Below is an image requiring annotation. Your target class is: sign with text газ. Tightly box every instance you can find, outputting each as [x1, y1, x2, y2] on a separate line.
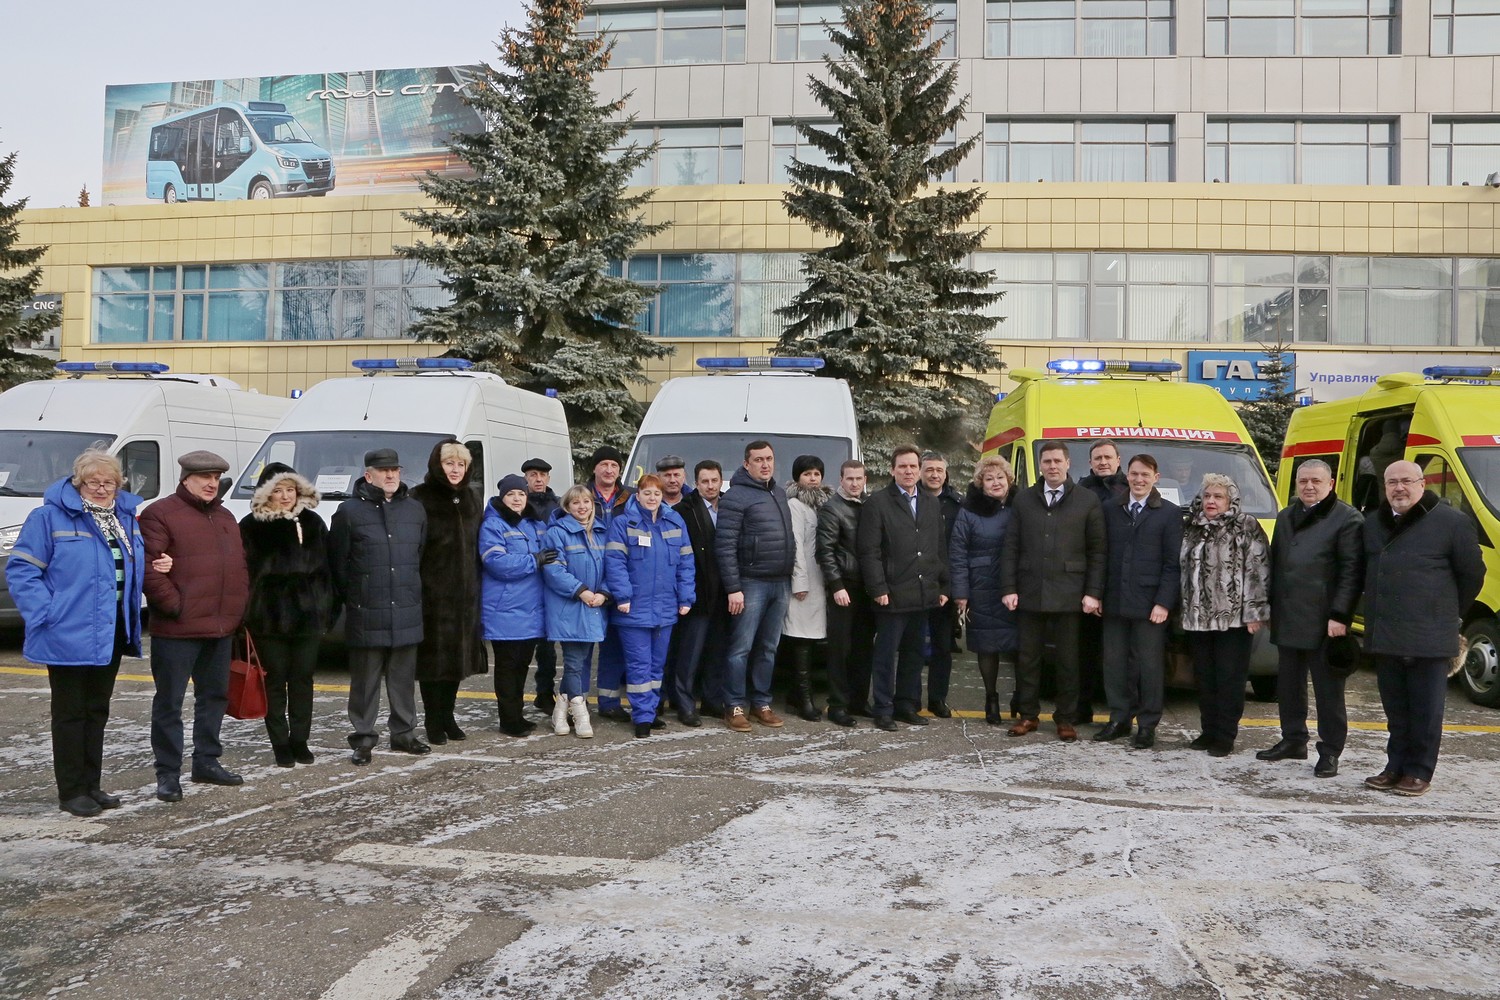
[1186, 350, 1293, 401]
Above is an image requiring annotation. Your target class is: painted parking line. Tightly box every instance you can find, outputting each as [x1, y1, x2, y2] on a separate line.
[6, 664, 1500, 733]
[318, 912, 471, 1000]
[337, 842, 680, 880]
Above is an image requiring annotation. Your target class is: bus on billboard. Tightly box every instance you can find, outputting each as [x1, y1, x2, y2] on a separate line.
[104, 67, 484, 205]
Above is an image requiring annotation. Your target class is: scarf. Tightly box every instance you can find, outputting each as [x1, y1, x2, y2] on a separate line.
[81, 497, 127, 547]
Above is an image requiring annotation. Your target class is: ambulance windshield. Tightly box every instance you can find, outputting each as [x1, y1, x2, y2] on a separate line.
[628, 433, 853, 489]
[0, 431, 118, 498]
[1053, 440, 1277, 518]
[231, 431, 452, 500]
[1458, 448, 1500, 518]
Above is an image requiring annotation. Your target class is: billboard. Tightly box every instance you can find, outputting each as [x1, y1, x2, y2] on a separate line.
[103, 67, 484, 205]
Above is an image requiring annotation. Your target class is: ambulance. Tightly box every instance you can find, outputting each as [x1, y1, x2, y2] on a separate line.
[1277, 364, 1500, 707]
[982, 358, 1280, 694]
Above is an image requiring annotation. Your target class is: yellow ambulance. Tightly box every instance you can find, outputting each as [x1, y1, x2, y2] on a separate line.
[1277, 364, 1500, 707]
[982, 358, 1279, 694]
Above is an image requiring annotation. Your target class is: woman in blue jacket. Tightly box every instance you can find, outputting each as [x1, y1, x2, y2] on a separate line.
[603, 474, 695, 738]
[6, 449, 166, 816]
[949, 455, 1020, 726]
[480, 474, 554, 737]
[541, 485, 611, 739]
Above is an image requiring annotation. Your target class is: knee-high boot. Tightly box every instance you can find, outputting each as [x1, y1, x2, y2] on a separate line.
[420, 682, 448, 745]
[791, 641, 822, 722]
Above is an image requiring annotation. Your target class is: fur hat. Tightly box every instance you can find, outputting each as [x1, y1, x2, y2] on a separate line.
[250, 469, 318, 520]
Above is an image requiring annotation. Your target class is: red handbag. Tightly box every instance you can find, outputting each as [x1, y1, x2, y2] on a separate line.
[228, 630, 269, 721]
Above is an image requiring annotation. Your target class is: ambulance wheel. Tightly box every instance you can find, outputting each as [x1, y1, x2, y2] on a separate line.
[1249, 674, 1277, 701]
[1459, 618, 1500, 708]
[163, 184, 177, 204]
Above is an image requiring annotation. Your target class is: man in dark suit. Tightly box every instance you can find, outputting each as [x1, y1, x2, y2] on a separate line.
[857, 445, 950, 732]
[817, 459, 873, 727]
[670, 460, 726, 726]
[1097, 453, 1182, 749]
[1000, 440, 1106, 741]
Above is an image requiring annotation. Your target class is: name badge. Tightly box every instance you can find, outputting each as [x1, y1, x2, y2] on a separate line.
[637, 534, 651, 548]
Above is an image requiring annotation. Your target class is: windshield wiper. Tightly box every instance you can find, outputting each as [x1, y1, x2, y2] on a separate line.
[0, 486, 38, 497]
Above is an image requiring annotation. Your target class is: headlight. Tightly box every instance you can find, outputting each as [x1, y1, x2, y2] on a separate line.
[0, 524, 20, 557]
[277, 155, 299, 169]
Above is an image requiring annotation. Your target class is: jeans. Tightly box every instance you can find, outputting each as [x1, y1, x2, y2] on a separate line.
[722, 578, 791, 710]
[1373, 654, 1449, 781]
[150, 635, 232, 777]
[619, 624, 674, 723]
[1276, 644, 1349, 755]
[1190, 627, 1253, 747]
[559, 642, 595, 700]
[871, 610, 926, 718]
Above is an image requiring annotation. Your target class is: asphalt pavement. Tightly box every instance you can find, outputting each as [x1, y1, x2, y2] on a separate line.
[2, 633, 1499, 1000]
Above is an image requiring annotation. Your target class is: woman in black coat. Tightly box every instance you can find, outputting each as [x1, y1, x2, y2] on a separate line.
[949, 455, 1019, 725]
[239, 463, 335, 768]
[410, 439, 487, 745]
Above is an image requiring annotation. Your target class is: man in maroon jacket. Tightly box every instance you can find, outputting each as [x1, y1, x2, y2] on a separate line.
[140, 451, 250, 803]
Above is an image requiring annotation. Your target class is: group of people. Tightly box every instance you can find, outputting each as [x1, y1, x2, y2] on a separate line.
[6, 431, 1483, 818]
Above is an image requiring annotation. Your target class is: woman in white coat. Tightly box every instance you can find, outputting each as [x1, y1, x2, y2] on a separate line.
[782, 454, 831, 721]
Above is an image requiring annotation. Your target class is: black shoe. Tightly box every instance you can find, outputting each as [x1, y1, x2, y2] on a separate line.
[499, 721, 536, 738]
[350, 746, 372, 766]
[1188, 734, 1214, 750]
[191, 762, 243, 786]
[1255, 739, 1308, 761]
[893, 709, 930, 727]
[873, 716, 898, 732]
[984, 694, 1001, 726]
[156, 776, 183, 801]
[599, 707, 630, 723]
[290, 743, 316, 765]
[1078, 705, 1096, 725]
[88, 789, 122, 809]
[827, 709, 856, 728]
[650, 716, 667, 730]
[1092, 721, 1131, 743]
[676, 710, 702, 728]
[700, 702, 726, 719]
[390, 736, 431, 755]
[1315, 753, 1340, 777]
[60, 794, 103, 817]
[927, 701, 952, 719]
[445, 721, 467, 741]
[272, 745, 296, 768]
[427, 728, 449, 746]
[634, 723, 652, 739]
[1131, 727, 1156, 749]
[1207, 742, 1234, 758]
[796, 701, 823, 722]
[1009, 695, 1020, 720]
[534, 695, 556, 717]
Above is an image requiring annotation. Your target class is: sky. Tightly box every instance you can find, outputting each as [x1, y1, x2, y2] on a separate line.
[0, 0, 528, 208]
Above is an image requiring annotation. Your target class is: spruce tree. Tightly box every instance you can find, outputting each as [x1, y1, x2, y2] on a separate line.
[0, 147, 53, 389]
[776, 0, 1002, 473]
[1238, 337, 1299, 477]
[399, 0, 669, 470]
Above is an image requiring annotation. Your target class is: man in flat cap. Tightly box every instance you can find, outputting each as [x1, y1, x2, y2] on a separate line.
[141, 450, 249, 802]
[522, 457, 561, 716]
[656, 455, 689, 508]
[330, 448, 429, 764]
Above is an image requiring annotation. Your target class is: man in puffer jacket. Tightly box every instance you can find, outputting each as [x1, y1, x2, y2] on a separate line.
[140, 450, 250, 802]
[714, 440, 795, 732]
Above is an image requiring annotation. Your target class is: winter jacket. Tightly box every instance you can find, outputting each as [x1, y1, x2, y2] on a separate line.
[141, 482, 250, 639]
[1269, 494, 1364, 650]
[1101, 489, 1183, 620]
[588, 479, 633, 530]
[857, 482, 950, 614]
[479, 501, 546, 642]
[239, 472, 335, 638]
[1179, 496, 1271, 632]
[998, 478, 1106, 613]
[329, 478, 427, 648]
[604, 496, 695, 629]
[816, 491, 863, 592]
[948, 484, 1018, 655]
[784, 482, 831, 639]
[541, 514, 611, 643]
[7, 478, 145, 666]
[930, 483, 963, 546]
[1362, 491, 1484, 659]
[1079, 470, 1129, 506]
[715, 466, 795, 591]
[674, 491, 723, 616]
[527, 488, 562, 524]
[411, 441, 487, 681]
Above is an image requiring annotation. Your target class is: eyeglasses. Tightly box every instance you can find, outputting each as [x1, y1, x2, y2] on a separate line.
[1385, 478, 1424, 487]
[82, 480, 118, 491]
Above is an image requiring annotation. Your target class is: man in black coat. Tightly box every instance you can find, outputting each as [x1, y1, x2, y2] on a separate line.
[1361, 460, 1484, 796]
[1097, 454, 1181, 749]
[1260, 458, 1364, 777]
[919, 451, 964, 717]
[330, 448, 429, 764]
[817, 459, 873, 727]
[669, 460, 728, 726]
[1076, 439, 1127, 723]
[857, 445, 951, 732]
[1000, 440, 1106, 741]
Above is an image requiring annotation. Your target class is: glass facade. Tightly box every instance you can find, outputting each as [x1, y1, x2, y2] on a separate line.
[581, 6, 746, 65]
[92, 260, 450, 343]
[986, 0, 1173, 56]
[985, 121, 1173, 182]
[1432, 0, 1500, 54]
[1206, 120, 1395, 184]
[1207, 0, 1396, 55]
[772, 121, 836, 182]
[776, 2, 957, 60]
[1430, 120, 1500, 185]
[619, 124, 744, 185]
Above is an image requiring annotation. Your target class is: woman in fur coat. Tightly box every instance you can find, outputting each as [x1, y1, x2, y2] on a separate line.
[781, 455, 831, 722]
[411, 439, 487, 745]
[239, 463, 336, 767]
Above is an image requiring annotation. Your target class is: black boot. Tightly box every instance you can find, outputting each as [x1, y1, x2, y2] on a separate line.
[984, 693, 1001, 726]
[420, 682, 448, 745]
[791, 644, 822, 722]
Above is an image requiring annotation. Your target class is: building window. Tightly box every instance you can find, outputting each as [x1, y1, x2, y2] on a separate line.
[1208, 0, 1395, 55]
[618, 124, 744, 186]
[92, 261, 450, 344]
[1430, 120, 1500, 185]
[610, 253, 738, 337]
[1206, 120, 1394, 184]
[1433, 0, 1500, 54]
[777, 2, 956, 60]
[984, 121, 1173, 182]
[581, 6, 746, 66]
[986, 0, 1174, 57]
[772, 121, 836, 182]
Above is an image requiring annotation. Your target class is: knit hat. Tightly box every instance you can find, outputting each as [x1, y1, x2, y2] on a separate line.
[177, 450, 230, 481]
[521, 457, 552, 473]
[590, 445, 625, 469]
[496, 474, 529, 497]
[792, 454, 825, 481]
[256, 461, 298, 487]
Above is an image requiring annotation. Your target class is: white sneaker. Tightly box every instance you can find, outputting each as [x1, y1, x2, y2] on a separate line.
[568, 696, 594, 738]
[551, 695, 570, 735]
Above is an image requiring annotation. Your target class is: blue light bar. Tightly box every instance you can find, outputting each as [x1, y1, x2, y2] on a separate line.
[352, 357, 475, 373]
[696, 357, 826, 371]
[1424, 365, 1500, 380]
[1047, 359, 1108, 373]
[1045, 358, 1182, 375]
[56, 361, 170, 375]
